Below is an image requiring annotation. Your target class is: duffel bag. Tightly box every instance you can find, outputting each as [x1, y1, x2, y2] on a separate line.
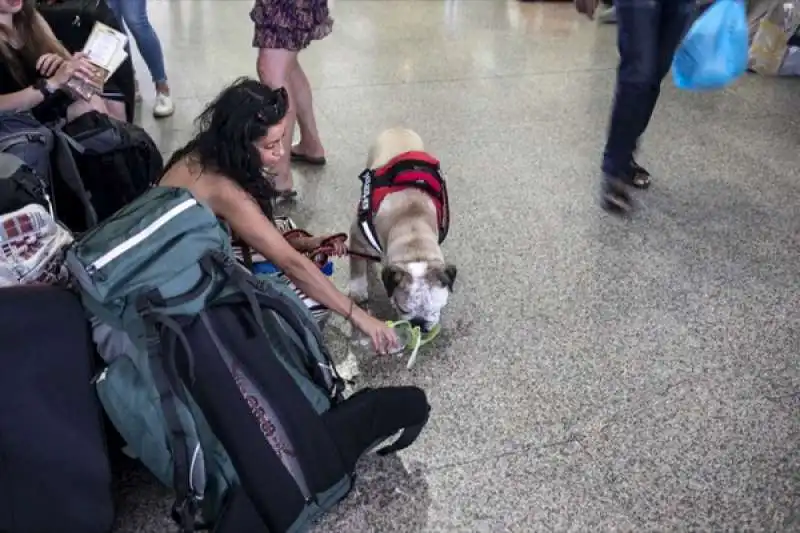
[0, 285, 115, 533]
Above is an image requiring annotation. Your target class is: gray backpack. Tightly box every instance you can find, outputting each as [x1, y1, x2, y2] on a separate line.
[0, 111, 97, 228]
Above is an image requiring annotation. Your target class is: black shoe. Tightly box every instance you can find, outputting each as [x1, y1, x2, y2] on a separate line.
[630, 160, 651, 189]
[601, 175, 632, 214]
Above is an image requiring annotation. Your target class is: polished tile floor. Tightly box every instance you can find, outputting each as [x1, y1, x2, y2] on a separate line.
[114, 0, 800, 531]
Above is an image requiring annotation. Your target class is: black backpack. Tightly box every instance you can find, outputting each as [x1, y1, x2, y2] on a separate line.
[0, 152, 50, 215]
[59, 110, 162, 231]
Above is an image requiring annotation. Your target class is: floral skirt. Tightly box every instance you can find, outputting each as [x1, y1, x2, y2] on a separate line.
[250, 0, 334, 51]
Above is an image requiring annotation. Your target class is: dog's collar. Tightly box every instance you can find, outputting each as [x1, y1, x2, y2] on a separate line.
[356, 151, 450, 254]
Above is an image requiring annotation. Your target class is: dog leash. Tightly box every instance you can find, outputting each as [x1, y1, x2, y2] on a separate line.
[308, 233, 382, 265]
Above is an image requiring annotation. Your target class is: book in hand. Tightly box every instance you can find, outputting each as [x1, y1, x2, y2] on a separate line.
[65, 22, 128, 101]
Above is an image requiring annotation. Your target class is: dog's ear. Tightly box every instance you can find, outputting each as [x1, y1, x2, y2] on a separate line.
[434, 264, 457, 292]
[381, 265, 408, 297]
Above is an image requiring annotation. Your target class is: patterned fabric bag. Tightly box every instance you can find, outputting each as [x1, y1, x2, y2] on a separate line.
[0, 204, 73, 287]
[232, 216, 334, 328]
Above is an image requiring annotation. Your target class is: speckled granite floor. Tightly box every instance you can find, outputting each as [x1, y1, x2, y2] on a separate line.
[117, 0, 800, 531]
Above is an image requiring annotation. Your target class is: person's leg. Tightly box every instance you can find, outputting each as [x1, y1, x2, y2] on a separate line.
[257, 48, 298, 193]
[104, 0, 142, 105]
[597, 0, 616, 24]
[624, 0, 693, 187]
[101, 99, 126, 121]
[636, 0, 693, 141]
[288, 60, 325, 163]
[118, 0, 174, 117]
[65, 95, 109, 122]
[600, 0, 661, 210]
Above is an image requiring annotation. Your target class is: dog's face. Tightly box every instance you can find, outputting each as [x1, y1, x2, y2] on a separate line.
[381, 261, 457, 332]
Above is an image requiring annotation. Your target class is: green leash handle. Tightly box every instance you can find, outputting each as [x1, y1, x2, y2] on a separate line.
[386, 320, 441, 369]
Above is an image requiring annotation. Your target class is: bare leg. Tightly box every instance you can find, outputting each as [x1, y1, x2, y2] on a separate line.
[257, 47, 298, 192]
[102, 99, 127, 122]
[65, 95, 110, 122]
[288, 61, 324, 159]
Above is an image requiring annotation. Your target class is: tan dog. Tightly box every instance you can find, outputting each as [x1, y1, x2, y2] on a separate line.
[349, 128, 456, 332]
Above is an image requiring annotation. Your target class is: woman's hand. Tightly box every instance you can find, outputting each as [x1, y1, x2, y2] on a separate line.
[36, 53, 65, 77]
[48, 52, 98, 89]
[289, 233, 348, 256]
[350, 307, 398, 355]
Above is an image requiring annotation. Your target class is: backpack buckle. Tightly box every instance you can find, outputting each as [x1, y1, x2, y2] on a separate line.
[171, 496, 198, 532]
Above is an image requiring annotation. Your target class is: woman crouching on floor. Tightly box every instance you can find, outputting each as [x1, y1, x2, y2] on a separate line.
[159, 77, 397, 354]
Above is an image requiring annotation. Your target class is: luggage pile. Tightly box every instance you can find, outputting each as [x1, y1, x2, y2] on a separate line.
[0, 71, 429, 533]
[73, 188, 431, 533]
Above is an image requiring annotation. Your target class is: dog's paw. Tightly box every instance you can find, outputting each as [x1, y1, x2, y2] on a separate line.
[348, 277, 369, 304]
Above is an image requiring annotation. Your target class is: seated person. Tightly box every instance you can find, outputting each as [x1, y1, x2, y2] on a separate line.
[159, 77, 397, 354]
[0, 0, 126, 123]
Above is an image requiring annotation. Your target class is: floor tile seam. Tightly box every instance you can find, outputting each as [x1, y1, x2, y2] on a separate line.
[307, 66, 617, 94]
[422, 434, 589, 474]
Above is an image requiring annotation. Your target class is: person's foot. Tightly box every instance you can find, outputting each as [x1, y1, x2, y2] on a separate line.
[264, 168, 297, 201]
[290, 143, 326, 166]
[630, 159, 651, 189]
[153, 91, 175, 118]
[597, 5, 616, 23]
[574, 0, 600, 19]
[600, 175, 633, 214]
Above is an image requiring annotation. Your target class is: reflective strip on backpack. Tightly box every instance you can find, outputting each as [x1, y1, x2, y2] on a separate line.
[90, 197, 198, 272]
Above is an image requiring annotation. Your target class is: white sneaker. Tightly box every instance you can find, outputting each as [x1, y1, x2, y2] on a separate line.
[153, 92, 175, 118]
[597, 5, 616, 23]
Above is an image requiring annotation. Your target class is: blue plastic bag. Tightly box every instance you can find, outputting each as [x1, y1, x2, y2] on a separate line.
[672, 0, 748, 91]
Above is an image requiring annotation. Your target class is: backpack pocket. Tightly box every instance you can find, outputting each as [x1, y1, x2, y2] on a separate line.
[95, 356, 207, 499]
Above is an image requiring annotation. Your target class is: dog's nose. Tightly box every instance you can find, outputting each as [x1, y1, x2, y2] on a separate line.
[409, 317, 428, 331]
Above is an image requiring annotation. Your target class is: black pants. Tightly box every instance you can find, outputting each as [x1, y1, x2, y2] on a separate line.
[323, 386, 430, 470]
[601, 0, 693, 179]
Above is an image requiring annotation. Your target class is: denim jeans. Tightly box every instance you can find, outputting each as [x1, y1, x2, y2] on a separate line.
[601, 0, 694, 179]
[106, 0, 168, 84]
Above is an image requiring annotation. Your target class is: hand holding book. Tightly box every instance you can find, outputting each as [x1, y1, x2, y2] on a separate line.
[48, 52, 100, 93]
[64, 22, 129, 101]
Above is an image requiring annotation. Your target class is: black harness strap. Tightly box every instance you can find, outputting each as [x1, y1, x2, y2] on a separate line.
[356, 158, 449, 255]
[141, 315, 196, 533]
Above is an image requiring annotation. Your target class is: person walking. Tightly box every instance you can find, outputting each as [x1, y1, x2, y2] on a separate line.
[251, 0, 331, 198]
[106, 0, 174, 118]
[576, 0, 694, 213]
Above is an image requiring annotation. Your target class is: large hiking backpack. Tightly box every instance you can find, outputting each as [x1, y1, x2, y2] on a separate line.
[60, 110, 161, 231]
[66, 187, 430, 532]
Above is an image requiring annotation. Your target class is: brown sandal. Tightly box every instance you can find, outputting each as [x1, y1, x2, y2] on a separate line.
[630, 160, 651, 190]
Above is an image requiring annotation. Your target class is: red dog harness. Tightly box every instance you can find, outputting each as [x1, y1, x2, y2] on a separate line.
[357, 151, 450, 254]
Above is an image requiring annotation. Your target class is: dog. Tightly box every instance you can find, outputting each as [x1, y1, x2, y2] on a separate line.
[348, 128, 457, 332]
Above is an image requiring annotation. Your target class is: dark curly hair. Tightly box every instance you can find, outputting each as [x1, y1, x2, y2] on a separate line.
[165, 77, 288, 219]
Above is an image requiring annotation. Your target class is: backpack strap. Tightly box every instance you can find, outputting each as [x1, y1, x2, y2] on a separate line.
[50, 127, 98, 228]
[141, 314, 198, 533]
[213, 268, 346, 399]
